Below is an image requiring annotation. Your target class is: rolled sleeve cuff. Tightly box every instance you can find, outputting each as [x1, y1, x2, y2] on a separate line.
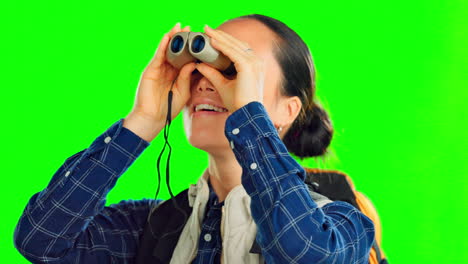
[224, 102, 306, 193]
[81, 118, 150, 174]
[224, 101, 278, 147]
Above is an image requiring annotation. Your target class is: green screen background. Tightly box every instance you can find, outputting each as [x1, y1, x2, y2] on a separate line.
[2, 0, 466, 263]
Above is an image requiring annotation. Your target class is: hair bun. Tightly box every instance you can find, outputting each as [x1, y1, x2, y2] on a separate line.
[283, 103, 333, 158]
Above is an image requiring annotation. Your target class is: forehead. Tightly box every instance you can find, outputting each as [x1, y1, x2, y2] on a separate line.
[215, 19, 283, 100]
[216, 19, 279, 60]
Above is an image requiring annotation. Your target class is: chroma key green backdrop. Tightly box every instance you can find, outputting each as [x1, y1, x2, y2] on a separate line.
[1, 0, 466, 263]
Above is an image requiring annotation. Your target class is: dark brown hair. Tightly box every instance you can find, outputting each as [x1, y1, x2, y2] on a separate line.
[228, 14, 334, 158]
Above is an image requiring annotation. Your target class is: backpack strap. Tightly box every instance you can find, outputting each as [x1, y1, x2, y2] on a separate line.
[304, 168, 359, 208]
[135, 189, 192, 264]
[135, 169, 388, 263]
[304, 168, 388, 264]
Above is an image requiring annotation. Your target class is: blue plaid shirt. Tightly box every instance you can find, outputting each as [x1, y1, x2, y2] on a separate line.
[14, 101, 375, 264]
[191, 180, 225, 264]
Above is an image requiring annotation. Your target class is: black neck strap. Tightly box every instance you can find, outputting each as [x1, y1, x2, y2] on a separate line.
[154, 79, 189, 226]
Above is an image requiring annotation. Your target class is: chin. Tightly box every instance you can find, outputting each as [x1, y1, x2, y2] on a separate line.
[183, 108, 230, 153]
[189, 134, 229, 153]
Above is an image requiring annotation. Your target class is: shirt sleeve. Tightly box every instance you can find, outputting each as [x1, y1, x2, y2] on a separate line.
[224, 102, 376, 264]
[14, 118, 164, 264]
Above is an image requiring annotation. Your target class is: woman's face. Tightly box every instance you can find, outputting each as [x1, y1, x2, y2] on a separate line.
[183, 19, 285, 154]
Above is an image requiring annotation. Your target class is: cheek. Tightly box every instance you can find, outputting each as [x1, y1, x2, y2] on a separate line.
[183, 108, 192, 138]
[262, 72, 281, 108]
[262, 87, 278, 111]
[261, 94, 282, 125]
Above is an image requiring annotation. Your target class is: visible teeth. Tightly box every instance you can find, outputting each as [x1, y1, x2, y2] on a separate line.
[195, 104, 228, 113]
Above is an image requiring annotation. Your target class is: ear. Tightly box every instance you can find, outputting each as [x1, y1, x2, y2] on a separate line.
[276, 96, 302, 128]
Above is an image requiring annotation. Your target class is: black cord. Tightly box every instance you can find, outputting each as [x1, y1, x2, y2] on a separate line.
[154, 78, 189, 236]
[155, 79, 176, 201]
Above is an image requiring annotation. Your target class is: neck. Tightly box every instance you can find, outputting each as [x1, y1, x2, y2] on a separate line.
[204, 150, 242, 203]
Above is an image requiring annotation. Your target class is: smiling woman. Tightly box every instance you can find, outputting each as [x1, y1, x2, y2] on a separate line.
[14, 14, 384, 264]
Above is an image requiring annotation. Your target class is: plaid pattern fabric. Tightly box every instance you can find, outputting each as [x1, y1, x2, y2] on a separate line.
[14, 101, 375, 264]
[14, 118, 161, 263]
[191, 180, 225, 264]
[224, 101, 375, 264]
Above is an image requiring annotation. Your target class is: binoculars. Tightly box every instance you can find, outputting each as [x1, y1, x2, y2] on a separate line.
[166, 32, 237, 76]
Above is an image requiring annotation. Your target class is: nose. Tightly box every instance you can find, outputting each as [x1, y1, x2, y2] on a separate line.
[194, 76, 216, 93]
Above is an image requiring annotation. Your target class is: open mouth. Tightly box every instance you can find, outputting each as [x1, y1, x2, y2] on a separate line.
[192, 103, 228, 114]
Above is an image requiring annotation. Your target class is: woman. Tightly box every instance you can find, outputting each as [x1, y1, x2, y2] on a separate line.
[14, 14, 375, 263]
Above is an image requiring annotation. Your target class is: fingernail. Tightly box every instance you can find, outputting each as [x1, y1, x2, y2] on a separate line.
[204, 24, 211, 30]
[175, 22, 181, 28]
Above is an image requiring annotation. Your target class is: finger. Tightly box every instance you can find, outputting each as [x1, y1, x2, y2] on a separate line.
[215, 29, 251, 51]
[194, 63, 226, 88]
[204, 25, 250, 53]
[176, 62, 197, 92]
[168, 22, 182, 38]
[174, 62, 197, 111]
[208, 33, 248, 57]
[181, 25, 190, 32]
[148, 33, 171, 68]
[148, 23, 185, 68]
[209, 37, 251, 70]
[204, 27, 252, 68]
[204, 25, 248, 49]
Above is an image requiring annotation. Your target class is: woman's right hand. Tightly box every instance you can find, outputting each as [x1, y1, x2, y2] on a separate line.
[124, 23, 197, 142]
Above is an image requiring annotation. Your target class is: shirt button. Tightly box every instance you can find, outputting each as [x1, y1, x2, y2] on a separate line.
[250, 163, 258, 170]
[65, 171, 71, 177]
[104, 136, 112, 144]
[232, 128, 240, 135]
[230, 141, 234, 149]
[204, 233, 212, 242]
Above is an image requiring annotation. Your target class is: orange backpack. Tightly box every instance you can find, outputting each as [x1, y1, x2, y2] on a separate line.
[304, 168, 388, 264]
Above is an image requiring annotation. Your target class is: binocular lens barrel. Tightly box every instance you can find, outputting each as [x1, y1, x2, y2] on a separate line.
[171, 36, 185, 53]
[191, 36, 205, 53]
[166, 32, 232, 73]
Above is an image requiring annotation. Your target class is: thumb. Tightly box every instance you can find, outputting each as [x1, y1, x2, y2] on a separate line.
[170, 62, 197, 119]
[176, 62, 197, 96]
[194, 63, 226, 88]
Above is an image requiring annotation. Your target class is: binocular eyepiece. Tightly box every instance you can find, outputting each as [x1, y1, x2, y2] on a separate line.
[166, 32, 237, 76]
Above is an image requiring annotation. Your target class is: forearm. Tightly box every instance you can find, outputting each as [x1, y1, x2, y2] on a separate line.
[225, 102, 375, 263]
[248, 173, 375, 263]
[14, 118, 151, 261]
[123, 112, 166, 143]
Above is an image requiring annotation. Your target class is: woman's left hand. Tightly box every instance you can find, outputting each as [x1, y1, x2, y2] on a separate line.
[193, 25, 265, 113]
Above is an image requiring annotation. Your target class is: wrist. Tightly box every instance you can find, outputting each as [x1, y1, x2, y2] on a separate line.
[123, 113, 165, 143]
